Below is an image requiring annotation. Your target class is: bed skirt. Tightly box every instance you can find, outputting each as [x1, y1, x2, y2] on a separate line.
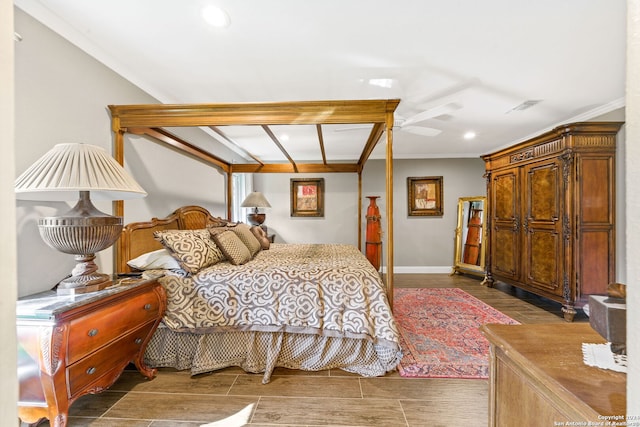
[144, 325, 402, 383]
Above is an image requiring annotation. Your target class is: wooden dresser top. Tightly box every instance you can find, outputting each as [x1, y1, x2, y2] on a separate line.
[481, 323, 626, 417]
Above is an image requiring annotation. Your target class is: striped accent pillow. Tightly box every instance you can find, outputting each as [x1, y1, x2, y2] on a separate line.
[230, 223, 262, 256]
[211, 230, 252, 265]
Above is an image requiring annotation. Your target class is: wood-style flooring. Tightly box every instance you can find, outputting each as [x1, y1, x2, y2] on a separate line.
[28, 273, 587, 427]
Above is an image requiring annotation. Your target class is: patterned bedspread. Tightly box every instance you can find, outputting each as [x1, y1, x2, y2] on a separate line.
[157, 244, 400, 349]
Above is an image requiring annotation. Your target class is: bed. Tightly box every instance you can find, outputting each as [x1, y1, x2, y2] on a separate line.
[119, 205, 402, 383]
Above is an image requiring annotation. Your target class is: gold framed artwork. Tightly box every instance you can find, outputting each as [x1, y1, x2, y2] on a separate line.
[291, 178, 324, 217]
[407, 176, 443, 216]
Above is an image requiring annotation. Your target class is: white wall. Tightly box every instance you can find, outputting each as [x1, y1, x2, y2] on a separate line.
[1, 0, 18, 421]
[253, 172, 359, 244]
[626, 0, 639, 415]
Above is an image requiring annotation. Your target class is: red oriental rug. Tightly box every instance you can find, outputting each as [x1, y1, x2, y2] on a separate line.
[393, 287, 519, 379]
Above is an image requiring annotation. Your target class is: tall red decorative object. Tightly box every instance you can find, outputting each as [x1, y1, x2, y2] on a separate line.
[365, 196, 382, 271]
[463, 208, 483, 265]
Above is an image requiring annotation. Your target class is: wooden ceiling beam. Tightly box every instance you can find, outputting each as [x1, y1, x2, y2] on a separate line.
[209, 126, 264, 166]
[109, 99, 401, 128]
[358, 122, 386, 170]
[231, 163, 358, 174]
[316, 124, 328, 165]
[261, 125, 298, 173]
[128, 126, 230, 172]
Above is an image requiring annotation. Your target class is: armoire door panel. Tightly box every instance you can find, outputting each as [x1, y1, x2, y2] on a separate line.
[494, 172, 518, 221]
[521, 160, 563, 294]
[579, 230, 613, 296]
[579, 157, 614, 224]
[524, 229, 562, 294]
[525, 161, 561, 224]
[490, 169, 521, 281]
[492, 226, 519, 279]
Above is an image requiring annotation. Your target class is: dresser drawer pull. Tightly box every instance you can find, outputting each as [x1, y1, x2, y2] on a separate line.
[88, 328, 99, 337]
[144, 303, 152, 311]
[135, 338, 143, 345]
[86, 367, 97, 375]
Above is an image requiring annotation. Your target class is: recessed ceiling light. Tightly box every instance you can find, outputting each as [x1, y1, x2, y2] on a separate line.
[368, 78, 394, 89]
[464, 131, 476, 140]
[202, 5, 231, 28]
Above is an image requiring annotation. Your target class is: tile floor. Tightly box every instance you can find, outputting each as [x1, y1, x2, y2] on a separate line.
[24, 273, 585, 427]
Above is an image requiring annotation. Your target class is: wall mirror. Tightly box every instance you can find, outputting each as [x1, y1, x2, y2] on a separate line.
[452, 196, 486, 277]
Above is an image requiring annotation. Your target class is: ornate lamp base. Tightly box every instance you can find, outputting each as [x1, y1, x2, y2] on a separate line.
[57, 275, 112, 295]
[247, 213, 266, 226]
[56, 253, 113, 295]
[37, 191, 122, 295]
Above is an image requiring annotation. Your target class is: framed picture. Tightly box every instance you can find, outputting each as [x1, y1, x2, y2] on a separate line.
[291, 178, 324, 217]
[407, 176, 443, 216]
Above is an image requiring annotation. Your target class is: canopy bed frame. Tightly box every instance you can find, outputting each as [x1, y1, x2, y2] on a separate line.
[108, 99, 400, 302]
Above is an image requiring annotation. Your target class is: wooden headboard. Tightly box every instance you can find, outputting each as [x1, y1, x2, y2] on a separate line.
[116, 205, 228, 273]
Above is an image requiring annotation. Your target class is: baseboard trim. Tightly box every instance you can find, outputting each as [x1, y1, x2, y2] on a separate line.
[381, 266, 452, 274]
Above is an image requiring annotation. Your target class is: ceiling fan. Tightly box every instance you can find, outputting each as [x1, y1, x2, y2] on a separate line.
[335, 102, 462, 136]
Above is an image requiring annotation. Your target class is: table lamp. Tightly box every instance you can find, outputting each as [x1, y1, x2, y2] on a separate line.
[15, 143, 147, 295]
[241, 191, 271, 226]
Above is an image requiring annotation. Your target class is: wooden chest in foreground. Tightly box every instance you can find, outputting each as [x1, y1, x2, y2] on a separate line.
[481, 323, 626, 426]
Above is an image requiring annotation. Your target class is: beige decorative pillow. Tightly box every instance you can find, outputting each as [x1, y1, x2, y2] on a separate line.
[211, 230, 252, 265]
[230, 223, 262, 256]
[250, 225, 270, 250]
[154, 229, 224, 274]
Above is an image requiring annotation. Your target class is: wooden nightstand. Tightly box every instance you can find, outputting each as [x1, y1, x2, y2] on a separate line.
[17, 276, 166, 427]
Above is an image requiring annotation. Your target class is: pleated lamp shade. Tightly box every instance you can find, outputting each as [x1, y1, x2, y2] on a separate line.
[240, 191, 271, 209]
[15, 143, 147, 201]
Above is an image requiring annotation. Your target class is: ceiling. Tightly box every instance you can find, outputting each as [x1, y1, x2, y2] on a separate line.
[15, 0, 627, 163]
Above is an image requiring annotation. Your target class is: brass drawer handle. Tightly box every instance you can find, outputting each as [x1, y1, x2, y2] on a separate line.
[86, 367, 96, 375]
[88, 328, 99, 337]
[144, 303, 152, 311]
[135, 338, 143, 345]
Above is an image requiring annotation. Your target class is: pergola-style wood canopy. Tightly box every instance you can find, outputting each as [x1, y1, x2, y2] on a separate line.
[108, 99, 400, 301]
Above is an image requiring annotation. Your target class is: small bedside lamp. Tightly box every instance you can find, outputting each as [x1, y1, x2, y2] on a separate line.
[241, 191, 271, 226]
[15, 143, 147, 295]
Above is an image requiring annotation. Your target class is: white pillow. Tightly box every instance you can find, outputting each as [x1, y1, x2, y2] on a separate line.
[127, 248, 181, 271]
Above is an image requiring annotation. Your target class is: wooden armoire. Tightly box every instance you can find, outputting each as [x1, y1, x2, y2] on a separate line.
[482, 122, 623, 321]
